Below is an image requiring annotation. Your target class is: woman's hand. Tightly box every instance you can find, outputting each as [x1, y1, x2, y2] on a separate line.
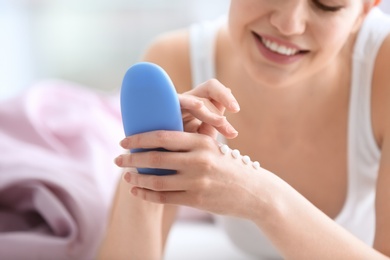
[178, 79, 240, 139]
[114, 79, 261, 219]
[115, 131, 265, 219]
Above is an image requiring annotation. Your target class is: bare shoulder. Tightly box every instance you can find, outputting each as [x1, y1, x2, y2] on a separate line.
[372, 33, 390, 255]
[141, 29, 192, 94]
[372, 33, 390, 146]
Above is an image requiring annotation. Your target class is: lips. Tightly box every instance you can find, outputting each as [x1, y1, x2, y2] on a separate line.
[252, 32, 309, 64]
[261, 37, 300, 56]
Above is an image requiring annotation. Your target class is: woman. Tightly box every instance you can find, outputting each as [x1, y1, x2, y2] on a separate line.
[99, 0, 390, 258]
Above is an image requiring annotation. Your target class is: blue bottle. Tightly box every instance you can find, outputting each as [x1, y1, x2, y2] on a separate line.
[120, 62, 183, 175]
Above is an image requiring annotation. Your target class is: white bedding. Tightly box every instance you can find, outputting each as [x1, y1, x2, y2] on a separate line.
[165, 221, 257, 260]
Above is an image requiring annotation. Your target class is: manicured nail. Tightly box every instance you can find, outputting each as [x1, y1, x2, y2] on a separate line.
[123, 172, 131, 183]
[130, 187, 138, 196]
[230, 101, 240, 112]
[115, 156, 123, 166]
[120, 138, 129, 148]
[226, 124, 238, 135]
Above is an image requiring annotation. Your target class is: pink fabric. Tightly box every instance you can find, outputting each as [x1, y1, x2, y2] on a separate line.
[0, 80, 212, 259]
[0, 81, 123, 259]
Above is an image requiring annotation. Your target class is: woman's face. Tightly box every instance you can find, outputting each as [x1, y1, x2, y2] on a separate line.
[228, 0, 369, 87]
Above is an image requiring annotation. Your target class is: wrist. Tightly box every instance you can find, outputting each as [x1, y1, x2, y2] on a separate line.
[116, 178, 165, 217]
[246, 169, 288, 227]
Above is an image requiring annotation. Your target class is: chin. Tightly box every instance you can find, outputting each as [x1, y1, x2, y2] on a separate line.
[247, 64, 300, 88]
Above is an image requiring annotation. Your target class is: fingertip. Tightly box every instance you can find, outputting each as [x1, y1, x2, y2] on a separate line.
[120, 138, 129, 148]
[114, 155, 123, 166]
[130, 187, 138, 196]
[226, 124, 238, 136]
[122, 171, 131, 183]
[225, 131, 239, 139]
[229, 101, 240, 112]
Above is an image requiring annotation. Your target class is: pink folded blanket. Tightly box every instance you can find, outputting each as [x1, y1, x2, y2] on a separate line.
[0, 80, 213, 259]
[0, 81, 124, 259]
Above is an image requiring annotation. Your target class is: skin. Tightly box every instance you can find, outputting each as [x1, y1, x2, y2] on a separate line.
[99, 0, 390, 258]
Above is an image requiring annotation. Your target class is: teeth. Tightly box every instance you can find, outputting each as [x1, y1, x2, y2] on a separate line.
[261, 38, 299, 56]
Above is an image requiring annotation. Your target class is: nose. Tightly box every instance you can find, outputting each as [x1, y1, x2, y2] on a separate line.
[269, 2, 307, 36]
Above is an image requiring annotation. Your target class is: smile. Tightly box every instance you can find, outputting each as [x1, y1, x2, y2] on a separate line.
[252, 32, 309, 65]
[261, 38, 299, 56]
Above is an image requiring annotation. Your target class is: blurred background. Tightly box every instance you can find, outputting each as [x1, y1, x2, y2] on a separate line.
[0, 0, 230, 100]
[1, 0, 389, 101]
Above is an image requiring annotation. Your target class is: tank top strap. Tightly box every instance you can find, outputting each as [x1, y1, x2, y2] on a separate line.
[189, 16, 226, 88]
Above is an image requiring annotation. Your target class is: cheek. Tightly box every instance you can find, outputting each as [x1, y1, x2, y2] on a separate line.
[227, 8, 246, 53]
[313, 8, 363, 56]
[228, 1, 268, 50]
[313, 20, 356, 57]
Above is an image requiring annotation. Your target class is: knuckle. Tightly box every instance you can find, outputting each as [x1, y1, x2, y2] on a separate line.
[142, 189, 147, 200]
[195, 153, 214, 171]
[131, 134, 142, 148]
[148, 151, 163, 167]
[157, 193, 167, 204]
[155, 131, 170, 144]
[202, 136, 217, 150]
[132, 173, 139, 186]
[196, 97, 208, 108]
[214, 116, 226, 127]
[126, 154, 134, 165]
[156, 131, 176, 147]
[197, 176, 211, 190]
[150, 176, 164, 190]
[206, 78, 220, 87]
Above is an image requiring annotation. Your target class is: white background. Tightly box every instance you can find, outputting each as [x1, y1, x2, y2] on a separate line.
[0, 0, 389, 100]
[0, 0, 229, 100]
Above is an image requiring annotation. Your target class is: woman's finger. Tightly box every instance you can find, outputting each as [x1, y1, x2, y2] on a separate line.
[178, 94, 203, 110]
[180, 96, 238, 137]
[116, 148, 213, 172]
[189, 79, 240, 113]
[120, 130, 210, 151]
[130, 188, 193, 206]
[123, 171, 193, 192]
[190, 110, 238, 138]
[180, 96, 226, 126]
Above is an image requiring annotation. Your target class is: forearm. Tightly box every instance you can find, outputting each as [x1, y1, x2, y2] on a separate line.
[98, 177, 173, 260]
[253, 171, 388, 259]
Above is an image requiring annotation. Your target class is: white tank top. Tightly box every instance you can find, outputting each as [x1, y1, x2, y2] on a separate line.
[189, 8, 390, 259]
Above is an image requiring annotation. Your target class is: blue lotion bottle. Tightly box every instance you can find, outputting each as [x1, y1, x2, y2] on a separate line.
[120, 62, 183, 175]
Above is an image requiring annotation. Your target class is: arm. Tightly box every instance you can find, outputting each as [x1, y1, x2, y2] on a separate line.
[97, 175, 167, 259]
[255, 29, 390, 260]
[372, 33, 390, 256]
[98, 30, 239, 259]
[250, 172, 389, 259]
[117, 134, 389, 259]
[98, 33, 188, 260]
[114, 34, 390, 259]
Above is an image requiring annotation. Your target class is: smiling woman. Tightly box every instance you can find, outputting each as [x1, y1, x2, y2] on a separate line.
[99, 0, 390, 259]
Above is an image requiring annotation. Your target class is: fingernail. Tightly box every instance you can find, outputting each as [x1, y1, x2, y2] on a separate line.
[120, 138, 129, 148]
[130, 187, 138, 196]
[230, 101, 240, 112]
[114, 156, 123, 166]
[123, 172, 131, 183]
[226, 124, 238, 135]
